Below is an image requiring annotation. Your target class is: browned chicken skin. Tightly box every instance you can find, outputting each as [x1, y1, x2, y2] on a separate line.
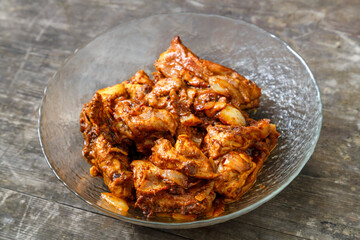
[79, 36, 279, 218]
[131, 160, 215, 216]
[155, 36, 261, 110]
[150, 135, 217, 179]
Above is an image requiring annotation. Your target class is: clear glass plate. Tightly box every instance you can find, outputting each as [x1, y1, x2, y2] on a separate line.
[38, 13, 322, 229]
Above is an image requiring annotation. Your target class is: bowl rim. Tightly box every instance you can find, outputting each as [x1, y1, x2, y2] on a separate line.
[38, 12, 323, 229]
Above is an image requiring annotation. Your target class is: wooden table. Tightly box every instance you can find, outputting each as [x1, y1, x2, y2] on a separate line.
[1, 1, 359, 239]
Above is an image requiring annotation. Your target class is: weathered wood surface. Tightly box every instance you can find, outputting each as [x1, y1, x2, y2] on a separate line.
[0, 0, 359, 239]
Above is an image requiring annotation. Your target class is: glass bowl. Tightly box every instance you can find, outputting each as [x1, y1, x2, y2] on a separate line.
[38, 13, 322, 229]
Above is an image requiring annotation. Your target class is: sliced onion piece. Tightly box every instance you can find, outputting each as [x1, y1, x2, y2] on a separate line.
[217, 105, 246, 126]
[101, 192, 129, 215]
[159, 169, 188, 187]
[97, 83, 126, 98]
[223, 152, 253, 173]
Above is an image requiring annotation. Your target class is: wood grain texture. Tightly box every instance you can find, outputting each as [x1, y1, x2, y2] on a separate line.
[0, 0, 359, 239]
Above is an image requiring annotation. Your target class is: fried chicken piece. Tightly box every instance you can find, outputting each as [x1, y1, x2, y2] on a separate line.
[80, 84, 135, 199]
[155, 36, 261, 110]
[175, 124, 204, 147]
[97, 82, 128, 108]
[204, 119, 279, 159]
[80, 86, 132, 159]
[149, 76, 183, 96]
[136, 181, 216, 216]
[131, 160, 189, 193]
[192, 88, 226, 113]
[144, 76, 182, 115]
[150, 135, 217, 179]
[131, 159, 215, 216]
[114, 101, 178, 136]
[214, 151, 256, 203]
[80, 93, 108, 128]
[207, 120, 279, 202]
[193, 91, 246, 126]
[216, 142, 277, 203]
[123, 70, 153, 100]
[80, 103, 99, 160]
[90, 135, 134, 199]
[114, 100, 178, 154]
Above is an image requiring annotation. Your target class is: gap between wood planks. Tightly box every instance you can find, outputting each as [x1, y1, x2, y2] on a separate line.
[0, 186, 191, 240]
[0, 185, 308, 239]
[1, 156, 359, 237]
